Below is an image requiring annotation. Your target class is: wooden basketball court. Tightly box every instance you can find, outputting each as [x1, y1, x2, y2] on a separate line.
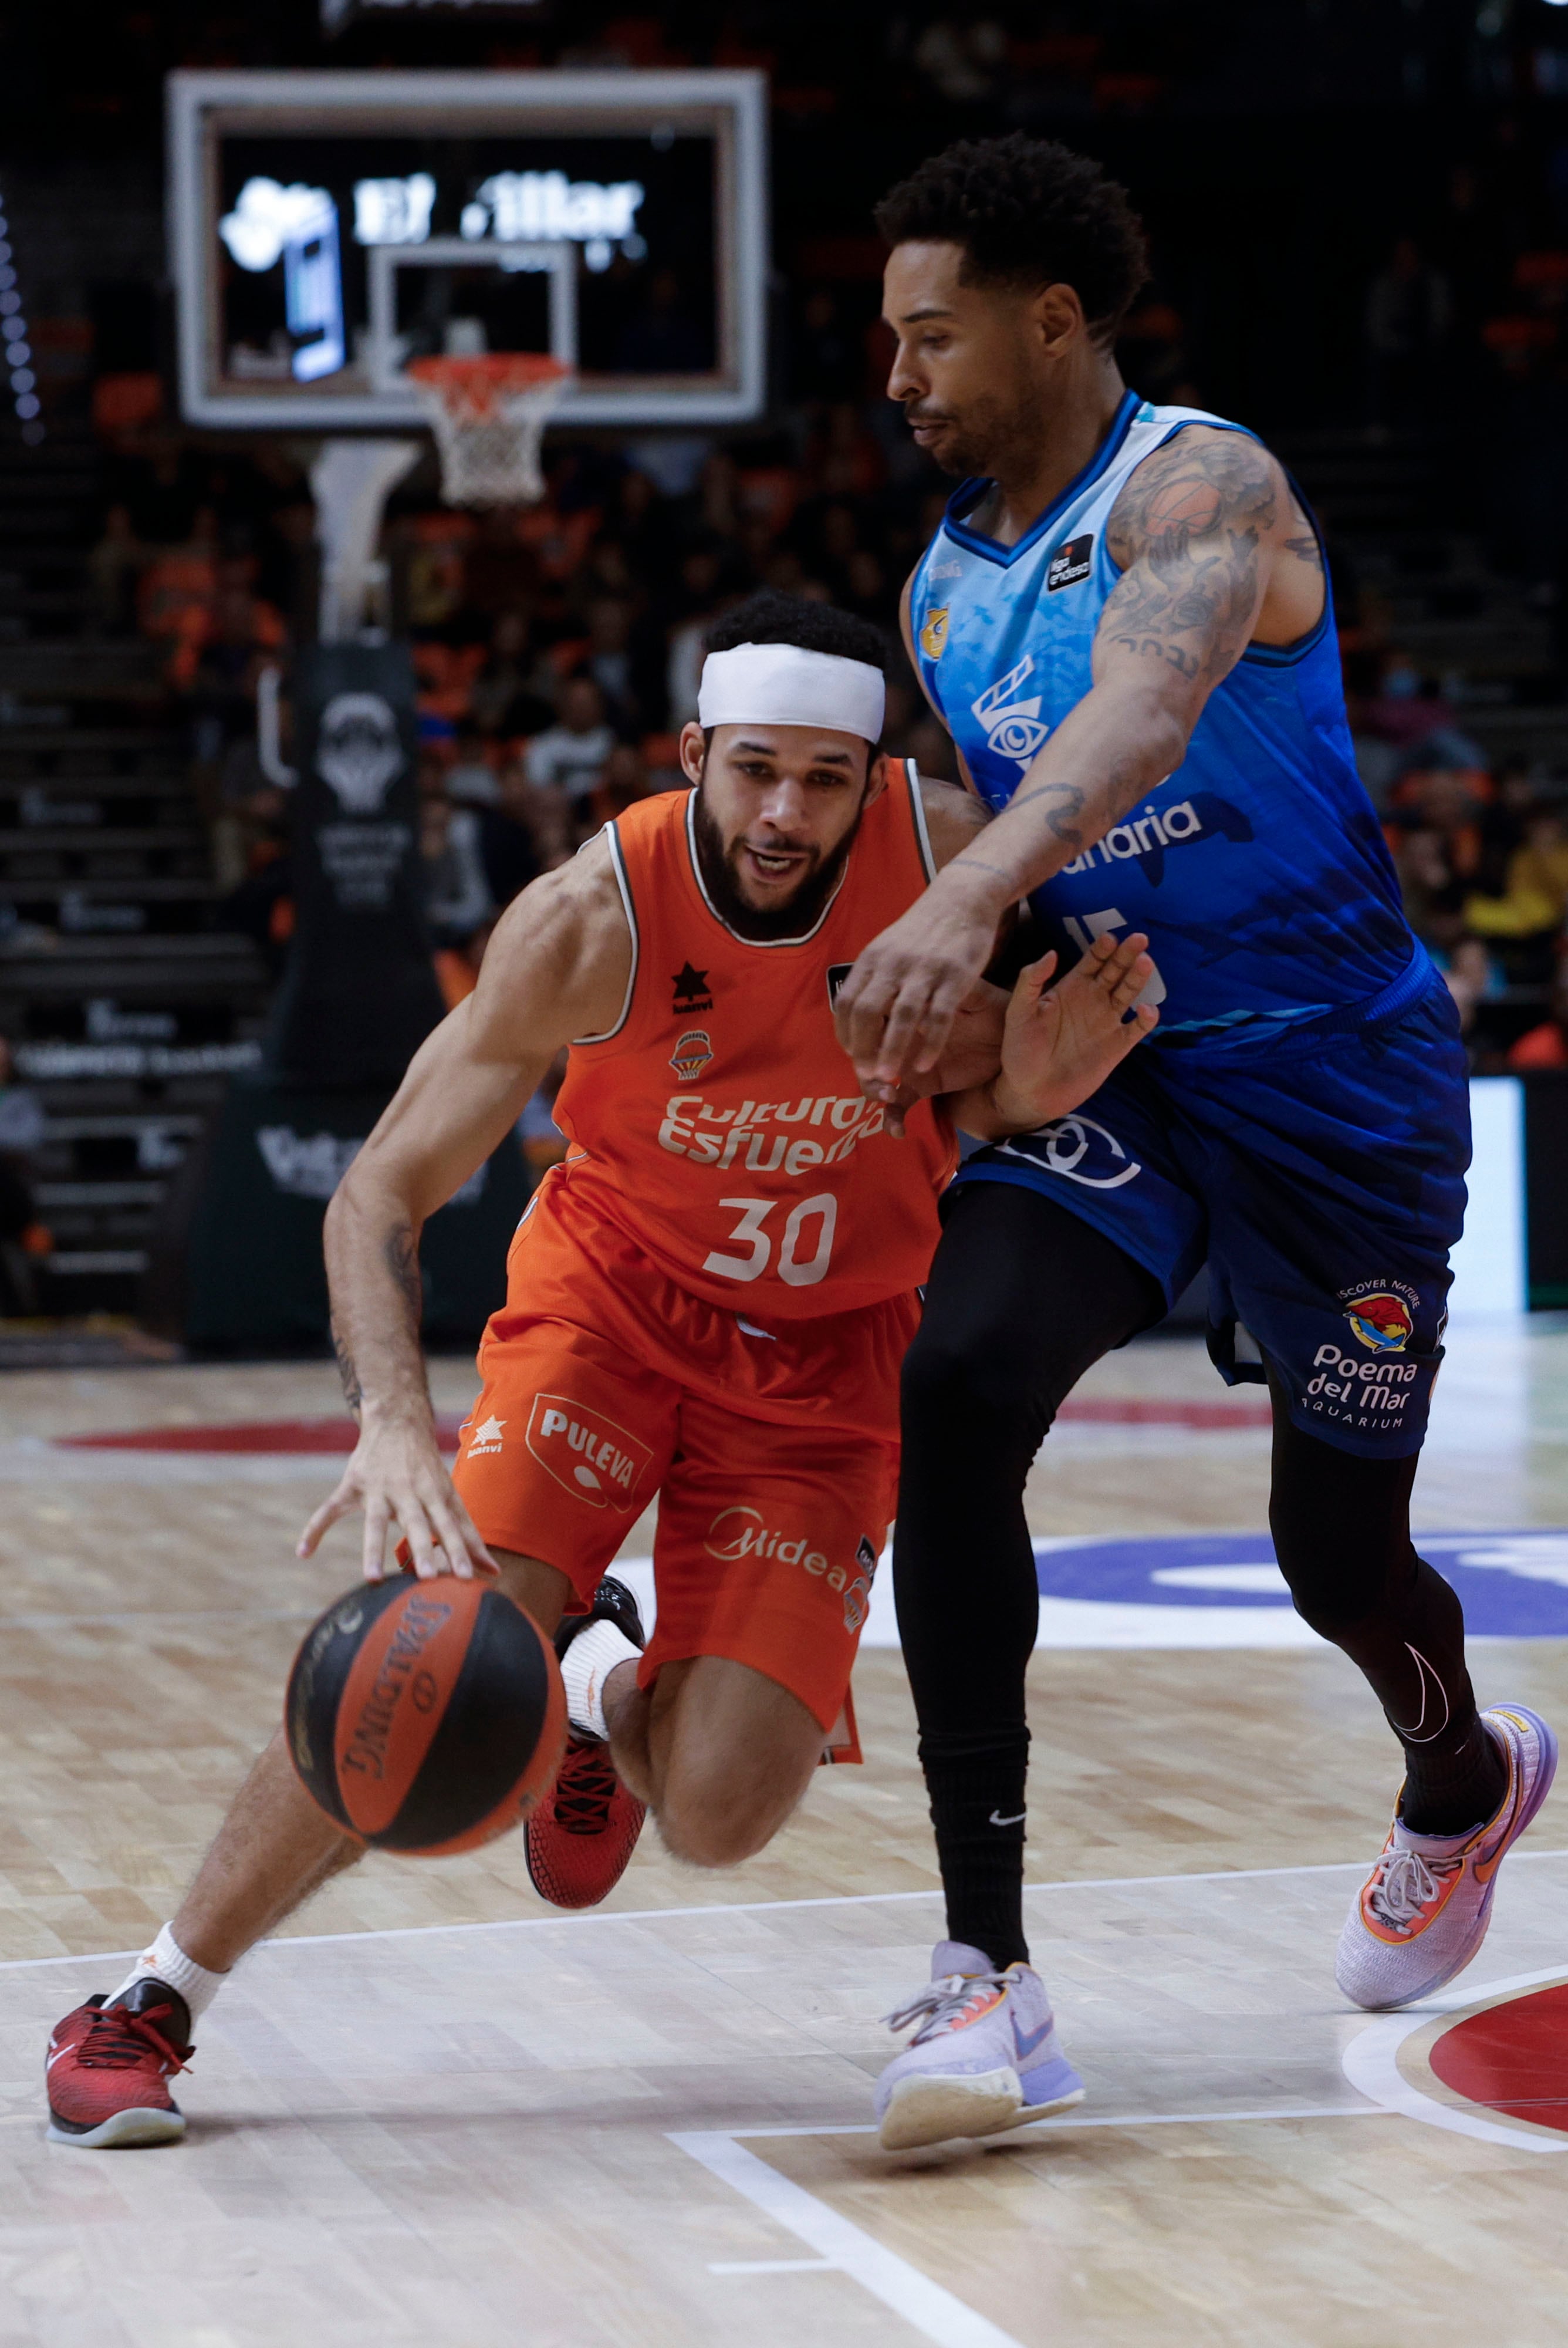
[2, 1321, 1565, 2346]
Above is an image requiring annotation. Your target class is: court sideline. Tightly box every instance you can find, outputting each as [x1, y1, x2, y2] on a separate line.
[0, 1325, 1564, 2344]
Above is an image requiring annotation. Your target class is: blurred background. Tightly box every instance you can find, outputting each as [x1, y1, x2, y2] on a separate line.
[1, 0, 1567, 1359]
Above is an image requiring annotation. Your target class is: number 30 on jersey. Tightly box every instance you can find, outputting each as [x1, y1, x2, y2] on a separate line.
[704, 1193, 838, 1287]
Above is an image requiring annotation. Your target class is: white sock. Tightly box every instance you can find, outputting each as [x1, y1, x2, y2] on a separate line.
[109, 1923, 229, 2023]
[560, 1618, 639, 1740]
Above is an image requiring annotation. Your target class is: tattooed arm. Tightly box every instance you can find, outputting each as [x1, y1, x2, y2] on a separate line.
[299, 838, 631, 1582]
[836, 428, 1322, 1090]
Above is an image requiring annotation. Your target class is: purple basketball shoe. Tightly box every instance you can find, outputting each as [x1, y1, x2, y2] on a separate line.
[875, 1939, 1084, 2151]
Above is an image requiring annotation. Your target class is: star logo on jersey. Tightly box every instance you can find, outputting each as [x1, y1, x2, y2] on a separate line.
[972, 655, 1049, 770]
[672, 960, 714, 1011]
[465, 1414, 505, 1457]
[669, 1027, 713, 1081]
[920, 606, 949, 660]
[1047, 532, 1094, 590]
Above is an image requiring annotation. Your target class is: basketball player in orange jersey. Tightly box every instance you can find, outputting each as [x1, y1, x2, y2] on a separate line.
[43, 591, 1156, 2147]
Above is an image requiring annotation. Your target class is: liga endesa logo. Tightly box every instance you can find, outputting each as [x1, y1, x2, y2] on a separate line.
[1340, 1286, 1417, 1354]
[525, 1393, 653, 1512]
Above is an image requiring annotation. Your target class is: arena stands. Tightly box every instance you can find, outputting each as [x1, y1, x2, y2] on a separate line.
[6, 8, 1568, 1328]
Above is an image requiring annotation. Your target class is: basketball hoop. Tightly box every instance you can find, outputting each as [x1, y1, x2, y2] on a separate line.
[406, 353, 574, 510]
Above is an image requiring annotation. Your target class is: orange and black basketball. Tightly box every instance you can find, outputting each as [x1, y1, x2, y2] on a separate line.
[285, 1574, 567, 1856]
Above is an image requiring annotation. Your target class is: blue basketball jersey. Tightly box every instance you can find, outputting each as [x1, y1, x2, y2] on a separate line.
[908, 391, 1422, 1051]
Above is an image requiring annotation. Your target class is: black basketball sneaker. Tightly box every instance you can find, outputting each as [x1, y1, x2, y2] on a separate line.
[526, 1576, 648, 1909]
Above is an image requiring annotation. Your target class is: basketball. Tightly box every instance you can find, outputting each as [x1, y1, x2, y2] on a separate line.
[285, 1576, 567, 1856]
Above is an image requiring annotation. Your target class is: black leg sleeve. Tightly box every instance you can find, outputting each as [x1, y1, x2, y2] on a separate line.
[895, 1182, 1163, 1968]
[1266, 1374, 1505, 1835]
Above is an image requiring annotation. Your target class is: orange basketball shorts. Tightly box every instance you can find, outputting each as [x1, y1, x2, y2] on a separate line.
[450, 1167, 915, 1732]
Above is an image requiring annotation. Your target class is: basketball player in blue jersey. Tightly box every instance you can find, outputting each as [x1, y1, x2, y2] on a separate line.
[836, 134, 1559, 2153]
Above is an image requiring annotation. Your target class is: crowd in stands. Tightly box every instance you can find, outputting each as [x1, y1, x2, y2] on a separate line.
[85, 312, 954, 1001]
[1346, 652, 1568, 1070]
[76, 159, 1568, 1089]
[1336, 129, 1568, 1073]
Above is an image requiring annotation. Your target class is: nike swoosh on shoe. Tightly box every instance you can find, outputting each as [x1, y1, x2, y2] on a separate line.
[1012, 2017, 1052, 2061]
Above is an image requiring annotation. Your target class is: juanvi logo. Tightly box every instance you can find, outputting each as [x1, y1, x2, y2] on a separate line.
[972, 656, 1049, 771]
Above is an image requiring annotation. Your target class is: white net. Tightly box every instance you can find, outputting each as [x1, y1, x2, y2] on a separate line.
[406, 356, 574, 509]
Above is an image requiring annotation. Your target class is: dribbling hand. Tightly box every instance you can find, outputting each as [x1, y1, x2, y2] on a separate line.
[296, 1416, 499, 1584]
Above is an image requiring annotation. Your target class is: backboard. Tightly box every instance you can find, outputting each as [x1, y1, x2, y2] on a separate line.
[166, 70, 768, 430]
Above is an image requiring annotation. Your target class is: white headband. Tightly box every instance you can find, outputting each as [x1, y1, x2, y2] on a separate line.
[697, 641, 886, 743]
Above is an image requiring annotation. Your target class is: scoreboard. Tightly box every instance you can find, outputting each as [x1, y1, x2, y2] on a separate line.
[166, 70, 768, 429]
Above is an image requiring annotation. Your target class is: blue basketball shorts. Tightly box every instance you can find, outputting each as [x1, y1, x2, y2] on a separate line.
[952, 973, 1471, 1458]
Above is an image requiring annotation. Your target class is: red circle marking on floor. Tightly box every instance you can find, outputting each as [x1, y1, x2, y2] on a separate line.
[56, 1416, 465, 1455]
[50, 1395, 1272, 1455]
[1053, 1396, 1273, 1428]
[1428, 1982, 1568, 2133]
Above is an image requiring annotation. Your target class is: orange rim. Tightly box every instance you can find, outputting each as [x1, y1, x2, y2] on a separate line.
[407, 353, 571, 419]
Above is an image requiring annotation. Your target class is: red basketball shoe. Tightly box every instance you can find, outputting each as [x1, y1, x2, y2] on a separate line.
[526, 1577, 647, 1910]
[46, 1980, 192, 2148]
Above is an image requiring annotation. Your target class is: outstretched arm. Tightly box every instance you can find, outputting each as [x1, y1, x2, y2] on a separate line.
[298, 837, 631, 1583]
[837, 429, 1296, 1089]
[874, 776, 1157, 1131]
[947, 928, 1158, 1141]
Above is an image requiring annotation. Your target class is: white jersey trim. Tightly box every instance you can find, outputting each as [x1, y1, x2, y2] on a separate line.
[905, 758, 938, 883]
[570, 822, 639, 1045]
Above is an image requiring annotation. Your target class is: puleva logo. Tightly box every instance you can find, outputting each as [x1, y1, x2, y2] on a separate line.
[669, 1027, 712, 1081]
[525, 1392, 653, 1512]
[1341, 1288, 1416, 1354]
[920, 606, 949, 660]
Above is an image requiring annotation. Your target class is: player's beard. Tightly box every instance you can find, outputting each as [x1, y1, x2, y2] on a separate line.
[906, 384, 1036, 481]
[692, 785, 865, 942]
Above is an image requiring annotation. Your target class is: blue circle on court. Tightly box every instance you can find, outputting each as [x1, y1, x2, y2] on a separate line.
[1033, 1531, 1568, 1637]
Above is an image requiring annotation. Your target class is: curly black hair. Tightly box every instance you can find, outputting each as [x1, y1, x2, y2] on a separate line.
[704, 589, 887, 673]
[874, 133, 1148, 347]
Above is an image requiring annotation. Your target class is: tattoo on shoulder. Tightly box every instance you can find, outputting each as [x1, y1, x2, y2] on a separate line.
[1100, 432, 1281, 691]
[1106, 431, 1278, 569]
[1283, 531, 1324, 572]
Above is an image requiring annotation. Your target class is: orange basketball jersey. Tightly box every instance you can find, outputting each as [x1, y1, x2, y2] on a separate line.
[550, 762, 957, 1320]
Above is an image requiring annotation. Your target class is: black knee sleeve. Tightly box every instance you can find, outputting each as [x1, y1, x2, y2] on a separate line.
[895, 1183, 1163, 1741]
[894, 1182, 1161, 1965]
